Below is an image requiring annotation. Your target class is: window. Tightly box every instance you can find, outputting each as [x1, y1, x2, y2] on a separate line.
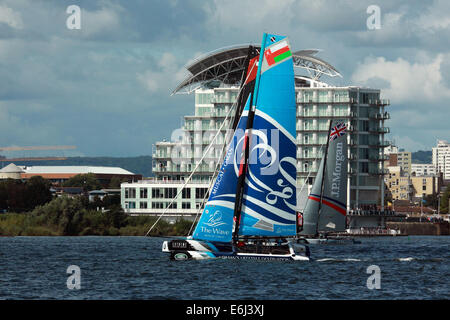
[360, 162, 369, 173]
[152, 202, 163, 209]
[422, 185, 426, 191]
[125, 201, 136, 209]
[182, 202, 191, 209]
[195, 188, 209, 199]
[139, 202, 147, 209]
[182, 188, 191, 199]
[125, 188, 136, 199]
[140, 188, 148, 199]
[164, 188, 177, 199]
[152, 188, 163, 199]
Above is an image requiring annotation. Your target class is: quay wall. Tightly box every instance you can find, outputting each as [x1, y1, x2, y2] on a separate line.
[386, 222, 449, 236]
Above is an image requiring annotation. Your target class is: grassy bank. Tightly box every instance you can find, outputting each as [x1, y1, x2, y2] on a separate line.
[0, 196, 192, 237]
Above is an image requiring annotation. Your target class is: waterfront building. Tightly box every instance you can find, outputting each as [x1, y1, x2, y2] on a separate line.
[122, 180, 208, 218]
[432, 140, 450, 181]
[122, 45, 390, 215]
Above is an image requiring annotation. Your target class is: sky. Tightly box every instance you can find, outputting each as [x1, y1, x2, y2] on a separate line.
[0, 0, 449, 157]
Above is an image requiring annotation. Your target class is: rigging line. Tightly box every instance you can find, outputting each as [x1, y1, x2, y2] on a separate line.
[145, 68, 256, 237]
[316, 120, 333, 236]
[187, 106, 237, 236]
[298, 143, 325, 209]
[187, 154, 221, 236]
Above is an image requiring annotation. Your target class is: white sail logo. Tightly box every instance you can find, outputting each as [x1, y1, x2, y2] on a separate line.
[233, 128, 297, 217]
[331, 142, 344, 198]
[204, 210, 227, 227]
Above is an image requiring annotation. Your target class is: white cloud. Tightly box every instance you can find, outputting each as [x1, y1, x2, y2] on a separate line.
[137, 52, 187, 94]
[418, 0, 450, 31]
[0, 5, 23, 29]
[391, 134, 428, 152]
[80, 5, 122, 38]
[351, 54, 450, 103]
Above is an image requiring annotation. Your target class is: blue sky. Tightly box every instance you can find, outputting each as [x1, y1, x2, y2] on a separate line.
[0, 0, 449, 157]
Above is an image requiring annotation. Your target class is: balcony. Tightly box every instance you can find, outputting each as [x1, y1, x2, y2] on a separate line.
[368, 127, 390, 134]
[296, 126, 330, 132]
[368, 168, 389, 175]
[369, 112, 390, 120]
[368, 99, 390, 106]
[368, 140, 391, 148]
[369, 154, 389, 162]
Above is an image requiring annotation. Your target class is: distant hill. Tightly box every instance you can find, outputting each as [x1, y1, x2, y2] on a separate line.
[0, 151, 433, 175]
[0, 156, 153, 177]
[411, 150, 432, 164]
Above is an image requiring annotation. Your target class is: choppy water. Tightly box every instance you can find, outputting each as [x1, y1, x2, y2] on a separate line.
[0, 236, 448, 299]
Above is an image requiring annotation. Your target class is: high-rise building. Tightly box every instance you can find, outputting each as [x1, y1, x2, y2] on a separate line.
[122, 46, 391, 215]
[432, 140, 450, 180]
[388, 150, 412, 176]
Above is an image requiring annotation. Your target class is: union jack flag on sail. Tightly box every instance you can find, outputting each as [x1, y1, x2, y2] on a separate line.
[329, 122, 347, 141]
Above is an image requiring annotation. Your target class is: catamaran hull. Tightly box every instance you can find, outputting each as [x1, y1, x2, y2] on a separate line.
[162, 239, 310, 261]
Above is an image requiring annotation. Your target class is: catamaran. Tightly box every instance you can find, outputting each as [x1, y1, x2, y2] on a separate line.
[296, 121, 360, 245]
[162, 33, 310, 261]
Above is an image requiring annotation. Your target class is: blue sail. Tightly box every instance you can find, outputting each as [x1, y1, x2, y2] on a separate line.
[191, 99, 251, 242]
[238, 34, 298, 237]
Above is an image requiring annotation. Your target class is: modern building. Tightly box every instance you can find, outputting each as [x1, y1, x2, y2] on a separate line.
[432, 140, 450, 181]
[411, 163, 436, 177]
[122, 45, 390, 216]
[387, 149, 412, 176]
[1, 163, 141, 186]
[122, 180, 208, 218]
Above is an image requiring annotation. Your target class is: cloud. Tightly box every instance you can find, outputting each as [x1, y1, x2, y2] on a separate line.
[0, 0, 448, 156]
[351, 54, 450, 104]
[390, 135, 428, 153]
[137, 52, 187, 94]
[0, 5, 23, 29]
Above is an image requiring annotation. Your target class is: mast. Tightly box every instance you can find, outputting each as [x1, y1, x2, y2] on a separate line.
[315, 120, 333, 237]
[232, 33, 268, 242]
[231, 46, 258, 131]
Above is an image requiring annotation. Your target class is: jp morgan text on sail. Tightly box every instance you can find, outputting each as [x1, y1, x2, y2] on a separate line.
[331, 142, 344, 198]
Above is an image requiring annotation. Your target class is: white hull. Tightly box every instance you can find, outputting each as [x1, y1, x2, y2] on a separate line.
[162, 239, 310, 261]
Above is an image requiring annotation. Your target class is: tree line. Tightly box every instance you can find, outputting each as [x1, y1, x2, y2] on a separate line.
[0, 174, 191, 236]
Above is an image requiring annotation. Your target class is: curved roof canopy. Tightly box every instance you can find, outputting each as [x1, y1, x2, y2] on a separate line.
[173, 44, 341, 94]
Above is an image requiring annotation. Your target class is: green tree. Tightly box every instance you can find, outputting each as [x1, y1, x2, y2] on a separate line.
[108, 176, 126, 188]
[63, 173, 101, 191]
[0, 181, 7, 211]
[25, 176, 53, 210]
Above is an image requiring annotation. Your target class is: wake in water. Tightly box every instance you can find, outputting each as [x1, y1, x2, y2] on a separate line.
[394, 257, 444, 262]
[316, 258, 362, 262]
